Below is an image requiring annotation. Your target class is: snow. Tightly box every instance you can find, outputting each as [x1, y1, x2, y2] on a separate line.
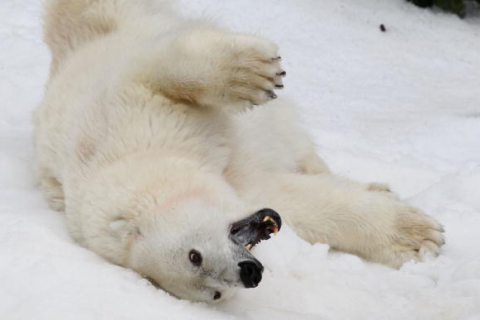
[1, 0, 479, 319]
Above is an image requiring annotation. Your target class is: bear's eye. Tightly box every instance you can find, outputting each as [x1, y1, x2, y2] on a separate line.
[189, 249, 202, 266]
[213, 291, 221, 300]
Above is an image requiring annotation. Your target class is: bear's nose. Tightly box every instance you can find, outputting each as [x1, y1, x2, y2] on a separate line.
[238, 260, 263, 288]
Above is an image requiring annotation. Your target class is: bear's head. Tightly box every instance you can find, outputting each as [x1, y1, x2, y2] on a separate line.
[108, 194, 281, 302]
[80, 158, 281, 302]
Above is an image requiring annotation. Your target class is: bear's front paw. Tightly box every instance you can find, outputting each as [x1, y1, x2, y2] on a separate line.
[221, 35, 286, 106]
[382, 206, 445, 268]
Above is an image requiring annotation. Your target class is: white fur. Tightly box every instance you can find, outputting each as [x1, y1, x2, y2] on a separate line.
[34, 0, 445, 302]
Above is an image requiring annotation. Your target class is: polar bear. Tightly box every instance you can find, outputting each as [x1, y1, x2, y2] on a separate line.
[34, 0, 445, 302]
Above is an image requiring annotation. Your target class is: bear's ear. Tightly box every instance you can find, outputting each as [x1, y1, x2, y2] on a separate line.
[109, 218, 142, 240]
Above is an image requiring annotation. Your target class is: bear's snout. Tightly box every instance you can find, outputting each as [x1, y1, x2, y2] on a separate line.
[238, 260, 263, 288]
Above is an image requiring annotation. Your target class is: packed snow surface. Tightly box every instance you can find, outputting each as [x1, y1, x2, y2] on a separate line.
[1, 0, 479, 319]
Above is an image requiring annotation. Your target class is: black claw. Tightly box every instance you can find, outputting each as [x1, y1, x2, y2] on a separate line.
[272, 56, 282, 61]
[275, 85, 284, 89]
[267, 91, 277, 99]
[276, 71, 286, 77]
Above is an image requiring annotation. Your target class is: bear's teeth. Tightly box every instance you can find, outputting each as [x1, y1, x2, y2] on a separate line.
[262, 216, 279, 234]
[262, 216, 274, 222]
[246, 244, 253, 250]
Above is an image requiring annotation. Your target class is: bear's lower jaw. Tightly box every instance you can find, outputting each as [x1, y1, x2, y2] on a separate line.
[230, 208, 282, 250]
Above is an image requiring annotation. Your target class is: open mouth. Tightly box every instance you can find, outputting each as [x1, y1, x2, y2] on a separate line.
[230, 208, 282, 250]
